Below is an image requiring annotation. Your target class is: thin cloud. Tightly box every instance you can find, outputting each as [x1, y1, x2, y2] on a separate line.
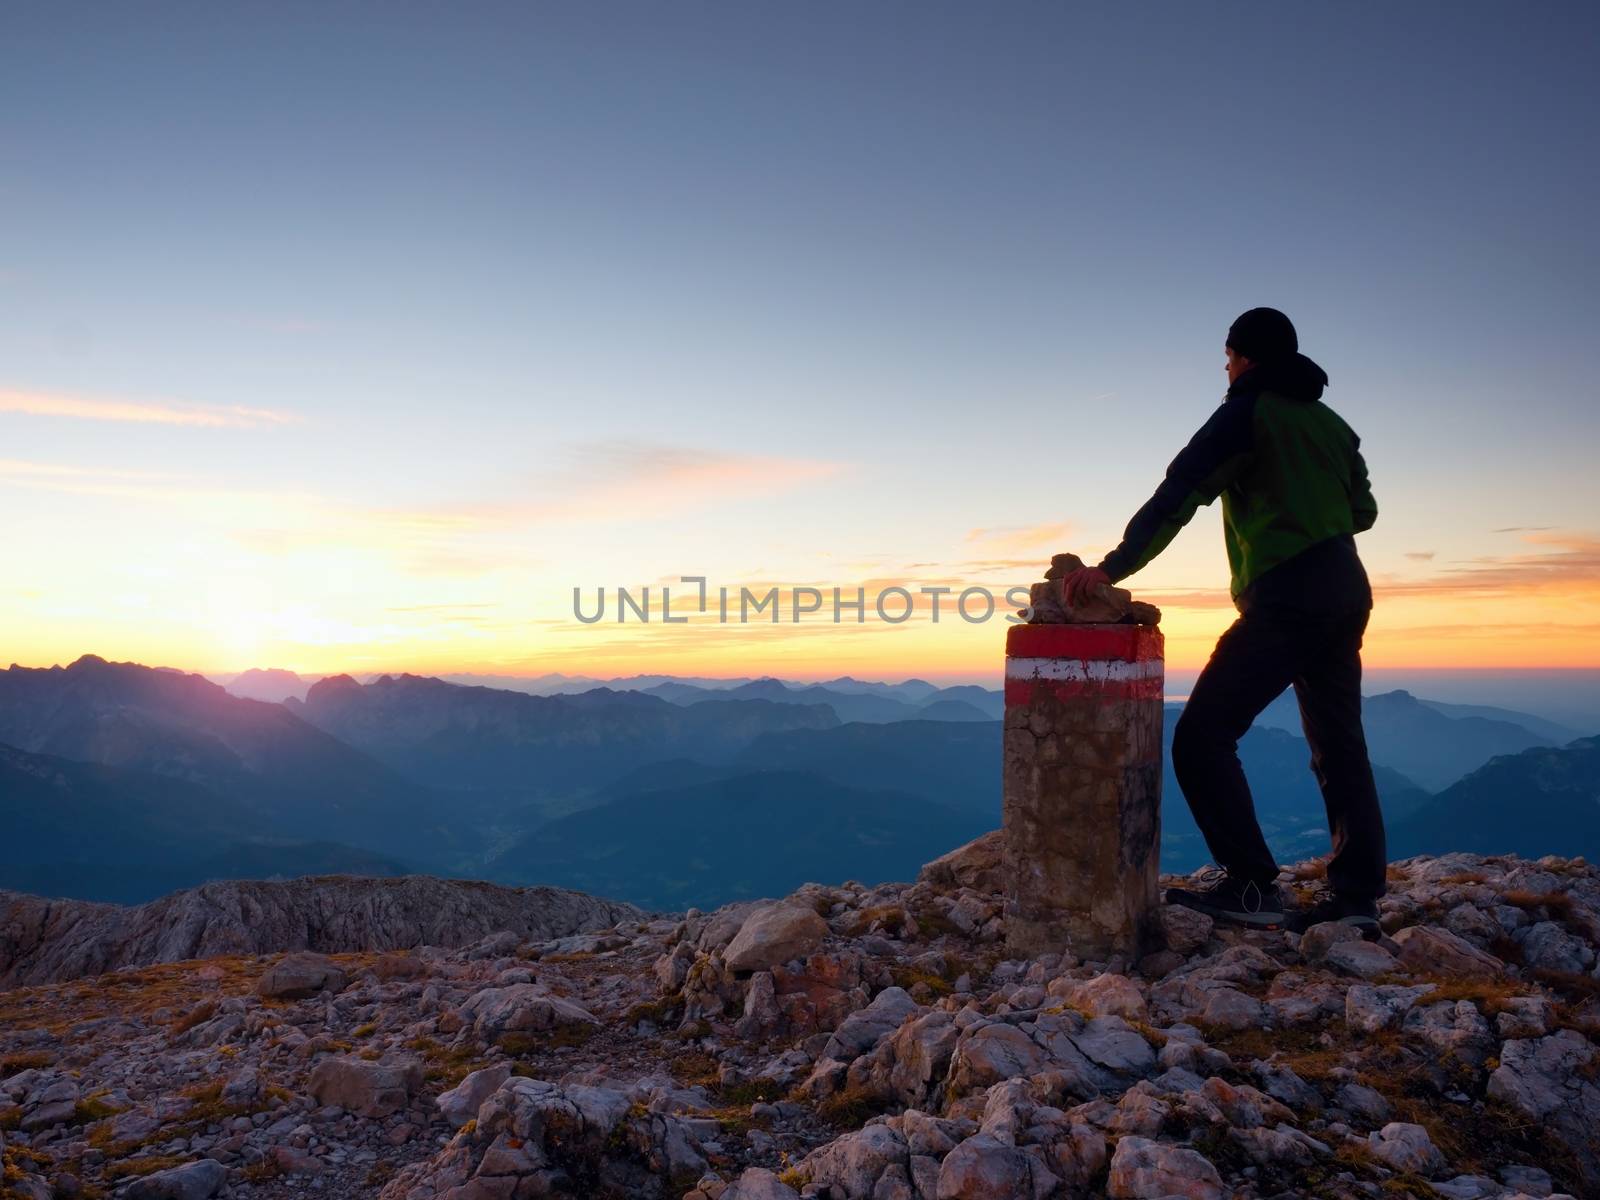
[1375, 532, 1600, 599]
[1139, 588, 1235, 609]
[0, 458, 312, 507]
[385, 603, 501, 613]
[1404, 551, 1436, 562]
[1145, 536, 1600, 607]
[0, 459, 179, 483]
[965, 522, 1075, 555]
[1371, 619, 1600, 640]
[454, 440, 845, 525]
[0, 389, 299, 429]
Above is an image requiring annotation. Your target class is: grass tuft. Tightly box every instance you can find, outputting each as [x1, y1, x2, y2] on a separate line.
[717, 1079, 787, 1106]
[889, 966, 951, 997]
[103, 1155, 191, 1181]
[815, 1084, 893, 1128]
[0, 1052, 52, 1074]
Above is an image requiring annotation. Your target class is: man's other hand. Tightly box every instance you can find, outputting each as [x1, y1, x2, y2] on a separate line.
[1062, 565, 1112, 607]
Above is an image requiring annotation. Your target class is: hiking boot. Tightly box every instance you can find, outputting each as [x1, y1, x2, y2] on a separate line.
[1164, 868, 1285, 929]
[1286, 893, 1381, 941]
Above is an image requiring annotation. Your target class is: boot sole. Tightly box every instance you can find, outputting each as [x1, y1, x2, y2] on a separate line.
[1165, 891, 1284, 930]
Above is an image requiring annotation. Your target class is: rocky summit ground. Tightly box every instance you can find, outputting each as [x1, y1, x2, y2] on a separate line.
[3, 845, 1600, 1200]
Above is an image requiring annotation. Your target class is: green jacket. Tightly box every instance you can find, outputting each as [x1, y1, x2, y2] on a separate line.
[1098, 353, 1377, 611]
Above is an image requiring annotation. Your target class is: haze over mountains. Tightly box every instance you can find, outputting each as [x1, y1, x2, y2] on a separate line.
[0, 654, 1595, 909]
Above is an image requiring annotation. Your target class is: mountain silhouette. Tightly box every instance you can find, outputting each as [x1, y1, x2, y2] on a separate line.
[1388, 736, 1600, 861]
[0, 656, 467, 863]
[289, 672, 838, 797]
[1256, 687, 1557, 790]
[486, 768, 993, 909]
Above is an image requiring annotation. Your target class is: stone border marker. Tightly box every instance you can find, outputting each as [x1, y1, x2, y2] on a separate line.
[1002, 623, 1164, 960]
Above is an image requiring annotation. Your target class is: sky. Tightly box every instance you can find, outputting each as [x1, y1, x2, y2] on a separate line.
[3, 2, 1598, 684]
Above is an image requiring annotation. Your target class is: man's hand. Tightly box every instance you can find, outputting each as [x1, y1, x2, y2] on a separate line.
[1062, 565, 1112, 607]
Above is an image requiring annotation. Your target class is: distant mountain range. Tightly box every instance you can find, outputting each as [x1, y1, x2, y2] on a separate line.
[1157, 711, 1432, 873]
[287, 672, 838, 799]
[732, 721, 1001, 814]
[0, 656, 470, 867]
[645, 678, 1001, 723]
[486, 768, 993, 910]
[223, 666, 315, 704]
[3, 654, 1593, 908]
[1255, 688, 1574, 790]
[0, 741, 414, 903]
[1389, 736, 1600, 861]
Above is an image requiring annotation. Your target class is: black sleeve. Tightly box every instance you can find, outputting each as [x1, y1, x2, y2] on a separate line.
[1097, 394, 1256, 583]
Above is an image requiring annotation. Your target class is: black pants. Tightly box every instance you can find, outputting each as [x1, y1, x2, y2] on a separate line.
[1172, 605, 1387, 900]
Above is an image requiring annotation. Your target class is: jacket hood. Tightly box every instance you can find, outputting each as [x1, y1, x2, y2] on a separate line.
[1230, 352, 1329, 402]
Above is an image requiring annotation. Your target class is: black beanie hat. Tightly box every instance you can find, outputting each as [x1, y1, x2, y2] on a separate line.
[1226, 307, 1298, 362]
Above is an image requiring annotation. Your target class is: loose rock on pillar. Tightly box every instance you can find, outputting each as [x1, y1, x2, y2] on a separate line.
[1003, 556, 1164, 962]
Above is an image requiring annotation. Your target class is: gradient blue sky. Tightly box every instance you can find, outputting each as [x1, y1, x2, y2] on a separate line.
[4, 2, 1598, 678]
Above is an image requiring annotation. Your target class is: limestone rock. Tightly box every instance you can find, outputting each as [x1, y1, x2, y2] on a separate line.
[379, 1076, 706, 1200]
[20, 1077, 79, 1131]
[1106, 1135, 1224, 1199]
[452, 982, 599, 1040]
[1252, 1060, 1322, 1112]
[1229, 1122, 1329, 1167]
[1024, 554, 1162, 626]
[306, 1055, 422, 1118]
[821, 986, 920, 1061]
[1488, 1031, 1600, 1187]
[919, 830, 1005, 893]
[691, 901, 766, 955]
[0, 875, 642, 988]
[1333, 1082, 1391, 1127]
[267, 1146, 323, 1176]
[1048, 972, 1148, 1021]
[255, 951, 348, 999]
[797, 1121, 908, 1198]
[722, 1168, 801, 1200]
[845, 1010, 963, 1110]
[947, 1023, 1052, 1097]
[656, 940, 697, 993]
[1157, 904, 1214, 955]
[724, 904, 830, 973]
[1403, 1000, 1495, 1068]
[1298, 919, 1365, 963]
[122, 1159, 227, 1200]
[437, 1063, 514, 1127]
[465, 929, 521, 960]
[1495, 994, 1555, 1040]
[1368, 1122, 1446, 1176]
[1391, 925, 1507, 979]
[1322, 938, 1399, 979]
[1520, 921, 1594, 973]
[5, 848, 1600, 1200]
[934, 1132, 1037, 1199]
[1150, 972, 1266, 1030]
[734, 969, 782, 1040]
[1498, 1163, 1556, 1196]
[1265, 973, 1346, 1026]
[1345, 983, 1435, 1033]
[1068, 1016, 1158, 1077]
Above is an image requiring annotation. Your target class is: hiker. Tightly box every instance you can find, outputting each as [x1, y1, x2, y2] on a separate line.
[1062, 307, 1385, 938]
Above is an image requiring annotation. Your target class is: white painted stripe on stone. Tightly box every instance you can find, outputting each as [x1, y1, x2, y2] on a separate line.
[1005, 657, 1162, 683]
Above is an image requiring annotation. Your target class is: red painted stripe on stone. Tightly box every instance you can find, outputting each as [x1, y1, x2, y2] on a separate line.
[1004, 678, 1164, 705]
[1006, 623, 1164, 662]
